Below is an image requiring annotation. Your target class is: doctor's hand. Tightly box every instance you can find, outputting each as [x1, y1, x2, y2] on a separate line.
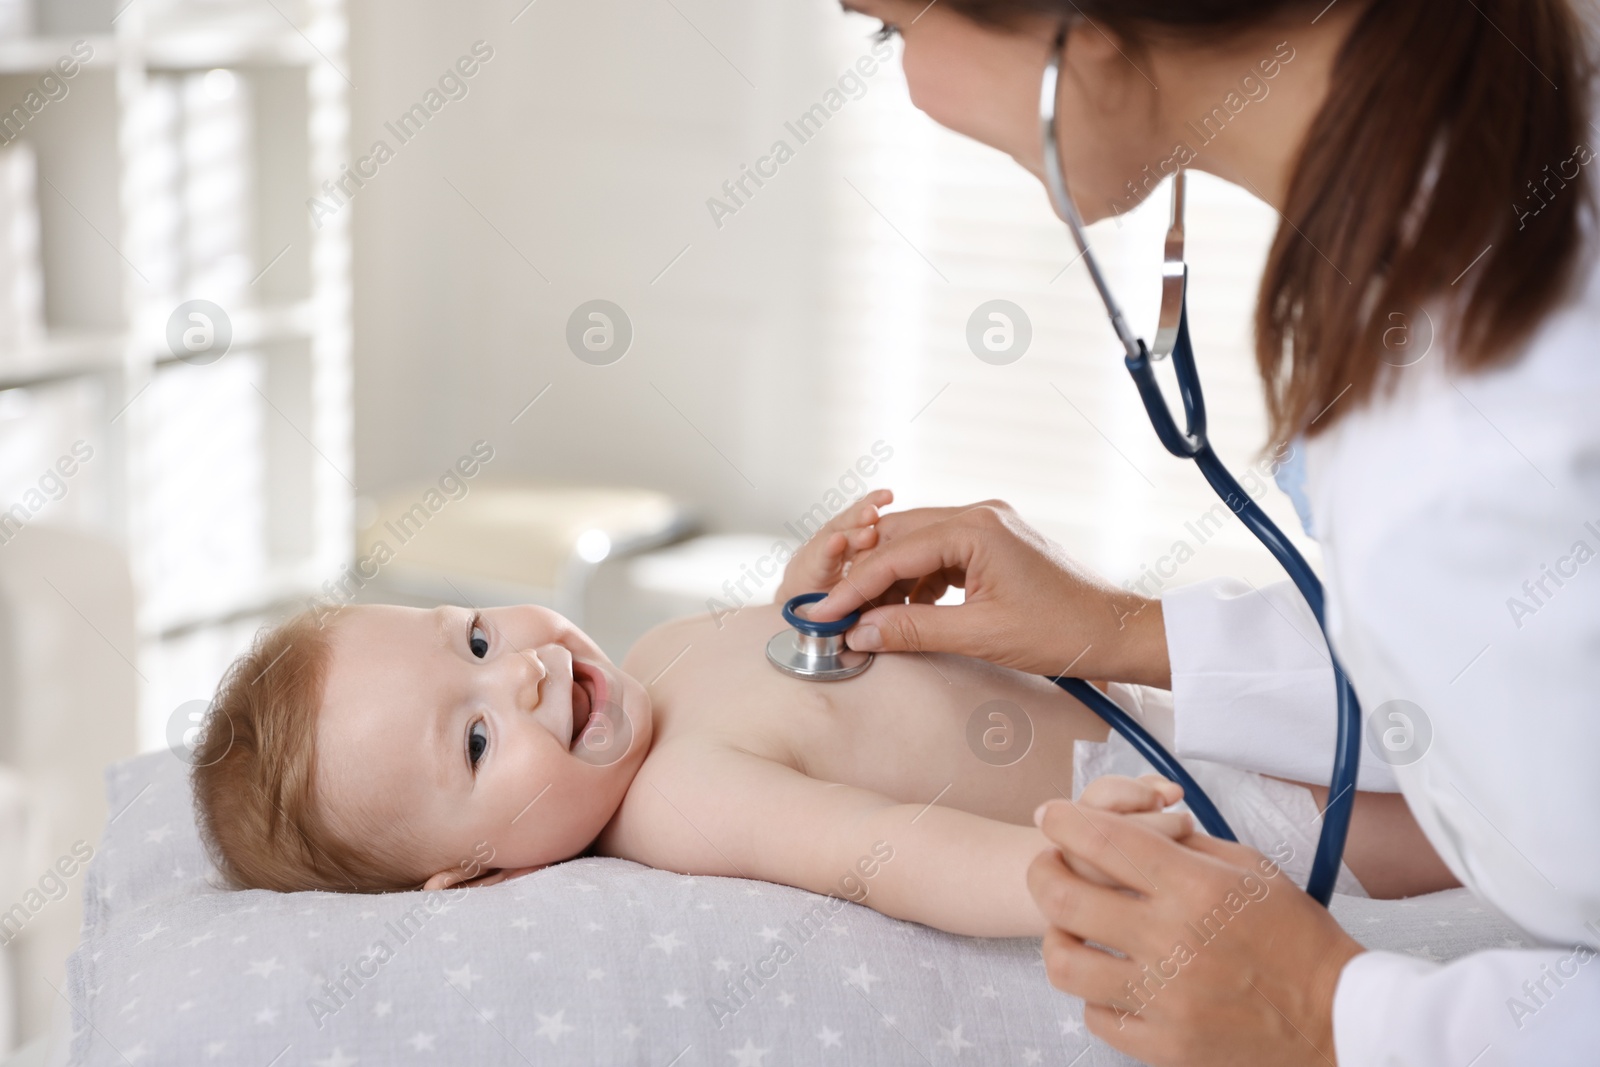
[773, 488, 895, 603]
[1061, 774, 1194, 888]
[809, 500, 1172, 688]
[1028, 799, 1367, 1067]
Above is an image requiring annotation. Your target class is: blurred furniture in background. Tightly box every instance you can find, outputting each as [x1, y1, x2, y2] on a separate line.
[0, 0, 351, 747]
[356, 481, 697, 629]
[586, 532, 820, 659]
[0, 767, 27, 1050]
[624, 532, 789, 611]
[0, 0, 349, 1046]
[0, 526, 137, 1054]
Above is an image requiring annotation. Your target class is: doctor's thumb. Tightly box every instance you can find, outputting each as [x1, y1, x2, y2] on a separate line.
[846, 604, 958, 657]
[844, 623, 882, 651]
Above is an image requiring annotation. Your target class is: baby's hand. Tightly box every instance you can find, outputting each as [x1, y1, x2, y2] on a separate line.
[1051, 774, 1193, 890]
[1076, 773, 1186, 819]
[774, 488, 894, 603]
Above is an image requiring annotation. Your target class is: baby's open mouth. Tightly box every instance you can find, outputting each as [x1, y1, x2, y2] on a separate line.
[569, 660, 600, 750]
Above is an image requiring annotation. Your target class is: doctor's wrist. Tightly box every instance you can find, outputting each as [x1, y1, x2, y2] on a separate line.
[1102, 595, 1172, 690]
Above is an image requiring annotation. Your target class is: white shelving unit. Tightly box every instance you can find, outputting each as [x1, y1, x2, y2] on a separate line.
[0, 0, 351, 750]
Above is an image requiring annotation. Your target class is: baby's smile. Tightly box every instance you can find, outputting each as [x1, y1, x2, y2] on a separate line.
[569, 658, 601, 745]
[570, 658, 633, 764]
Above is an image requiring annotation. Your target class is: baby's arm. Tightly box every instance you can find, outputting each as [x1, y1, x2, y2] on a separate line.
[622, 747, 1186, 939]
[623, 745, 1048, 937]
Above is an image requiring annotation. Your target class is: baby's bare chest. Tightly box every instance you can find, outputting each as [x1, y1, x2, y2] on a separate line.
[633, 606, 1108, 825]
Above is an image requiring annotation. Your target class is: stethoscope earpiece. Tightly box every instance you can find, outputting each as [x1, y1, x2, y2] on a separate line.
[766, 592, 875, 682]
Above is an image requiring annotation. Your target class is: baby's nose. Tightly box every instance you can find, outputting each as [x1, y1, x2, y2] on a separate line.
[509, 646, 545, 708]
[521, 646, 548, 683]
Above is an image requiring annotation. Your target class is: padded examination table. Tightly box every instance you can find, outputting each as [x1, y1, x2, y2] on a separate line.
[47, 751, 1543, 1066]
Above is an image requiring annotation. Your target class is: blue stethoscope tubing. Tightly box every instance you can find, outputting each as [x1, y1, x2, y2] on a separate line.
[1038, 22, 1360, 907]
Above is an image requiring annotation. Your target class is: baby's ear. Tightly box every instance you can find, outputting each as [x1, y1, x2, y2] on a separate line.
[421, 868, 471, 892]
[422, 864, 546, 892]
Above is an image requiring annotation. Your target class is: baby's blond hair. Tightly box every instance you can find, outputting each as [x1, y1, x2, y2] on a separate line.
[191, 608, 421, 894]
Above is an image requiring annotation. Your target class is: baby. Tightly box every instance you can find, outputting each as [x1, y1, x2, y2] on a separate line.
[192, 490, 1457, 937]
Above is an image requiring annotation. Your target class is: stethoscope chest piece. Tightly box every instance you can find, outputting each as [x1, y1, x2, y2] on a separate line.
[766, 592, 874, 682]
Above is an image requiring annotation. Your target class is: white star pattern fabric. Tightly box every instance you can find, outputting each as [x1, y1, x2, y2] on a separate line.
[57, 751, 1542, 1064]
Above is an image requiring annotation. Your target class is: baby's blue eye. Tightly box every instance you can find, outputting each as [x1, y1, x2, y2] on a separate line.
[468, 721, 488, 768]
[469, 622, 489, 658]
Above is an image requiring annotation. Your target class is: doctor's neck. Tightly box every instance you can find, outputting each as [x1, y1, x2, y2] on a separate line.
[1109, 4, 1374, 218]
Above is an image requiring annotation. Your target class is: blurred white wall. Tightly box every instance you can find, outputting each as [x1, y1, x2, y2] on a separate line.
[347, 0, 847, 532]
[346, 0, 1316, 592]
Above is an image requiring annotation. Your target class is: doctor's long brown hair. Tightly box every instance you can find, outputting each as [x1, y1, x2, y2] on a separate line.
[950, 0, 1596, 444]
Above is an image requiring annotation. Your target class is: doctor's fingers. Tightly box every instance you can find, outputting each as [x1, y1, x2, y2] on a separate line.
[1036, 801, 1229, 900]
[870, 498, 1015, 542]
[811, 519, 980, 621]
[867, 568, 963, 610]
[1172, 826, 1291, 878]
[1040, 924, 1144, 1006]
[907, 572, 955, 604]
[855, 574, 950, 611]
[1026, 846, 1161, 956]
[1061, 813, 1195, 888]
[823, 489, 894, 540]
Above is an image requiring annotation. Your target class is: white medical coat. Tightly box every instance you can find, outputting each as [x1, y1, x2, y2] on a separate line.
[1160, 230, 1600, 1062]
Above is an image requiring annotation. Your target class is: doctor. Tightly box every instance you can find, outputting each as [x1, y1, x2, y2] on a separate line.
[817, 0, 1599, 1063]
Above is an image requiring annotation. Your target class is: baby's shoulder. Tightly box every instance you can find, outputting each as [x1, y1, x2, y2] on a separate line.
[620, 602, 781, 680]
[619, 612, 712, 679]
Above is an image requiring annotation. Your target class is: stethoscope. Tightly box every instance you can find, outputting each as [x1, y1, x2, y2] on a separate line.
[1033, 20, 1362, 906]
[768, 20, 1362, 907]
[766, 591, 875, 681]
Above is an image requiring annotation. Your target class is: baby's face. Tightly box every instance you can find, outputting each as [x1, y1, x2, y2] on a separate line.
[316, 604, 653, 887]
